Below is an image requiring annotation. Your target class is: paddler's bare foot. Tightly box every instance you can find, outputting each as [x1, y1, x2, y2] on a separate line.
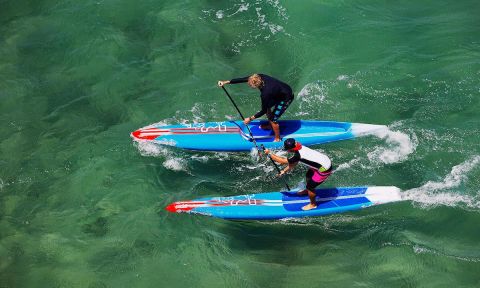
[297, 189, 308, 196]
[302, 204, 317, 211]
[260, 124, 272, 130]
[273, 138, 281, 142]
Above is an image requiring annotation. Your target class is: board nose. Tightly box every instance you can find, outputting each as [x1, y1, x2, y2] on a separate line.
[165, 202, 200, 213]
[131, 128, 165, 140]
[165, 203, 178, 213]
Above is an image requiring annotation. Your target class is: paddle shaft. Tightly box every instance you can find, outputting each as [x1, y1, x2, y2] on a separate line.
[261, 144, 291, 191]
[221, 86, 259, 147]
[220, 86, 291, 191]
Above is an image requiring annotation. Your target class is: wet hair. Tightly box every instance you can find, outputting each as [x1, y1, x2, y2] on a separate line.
[248, 74, 264, 88]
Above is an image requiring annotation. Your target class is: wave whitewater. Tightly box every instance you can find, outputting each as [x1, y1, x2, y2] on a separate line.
[402, 156, 480, 209]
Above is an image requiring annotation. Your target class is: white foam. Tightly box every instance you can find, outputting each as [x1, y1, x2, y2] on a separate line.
[368, 125, 417, 164]
[144, 119, 171, 128]
[216, 10, 224, 19]
[297, 82, 326, 101]
[225, 0, 289, 53]
[334, 124, 416, 171]
[402, 156, 480, 208]
[189, 103, 209, 123]
[266, 0, 289, 19]
[163, 158, 187, 172]
[136, 141, 165, 157]
[135, 142, 188, 172]
[250, 147, 259, 159]
[161, 103, 218, 125]
[235, 163, 262, 171]
[261, 164, 275, 174]
[337, 75, 349, 81]
[213, 152, 230, 162]
[335, 157, 362, 172]
[190, 155, 208, 163]
[254, 7, 285, 37]
[238, 3, 249, 13]
[295, 82, 329, 117]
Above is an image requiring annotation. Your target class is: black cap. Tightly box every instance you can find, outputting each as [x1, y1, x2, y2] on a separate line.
[284, 138, 296, 150]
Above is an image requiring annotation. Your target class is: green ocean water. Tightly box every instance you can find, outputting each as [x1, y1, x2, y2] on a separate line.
[1, 0, 480, 287]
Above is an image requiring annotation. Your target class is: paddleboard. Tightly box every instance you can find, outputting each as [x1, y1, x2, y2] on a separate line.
[165, 186, 402, 220]
[131, 120, 385, 151]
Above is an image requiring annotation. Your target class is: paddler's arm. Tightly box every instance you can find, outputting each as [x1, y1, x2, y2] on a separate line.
[264, 149, 297, 177]
[263, 149, 287, 164]
[218, 76, 249, 87]
[245, 97, 266, 124]
[251, 97, 268, 120]
[278, 162, 297, 177]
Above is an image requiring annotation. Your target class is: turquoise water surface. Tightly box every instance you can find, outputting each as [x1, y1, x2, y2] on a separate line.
[1, 1, 479, 287]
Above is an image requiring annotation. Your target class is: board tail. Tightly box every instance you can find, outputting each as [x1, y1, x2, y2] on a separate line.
[350, 123, 387, 137]
[365, 186, 402, 204]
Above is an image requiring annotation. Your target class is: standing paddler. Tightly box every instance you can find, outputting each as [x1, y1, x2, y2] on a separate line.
[218, 74, 294, 142]
[264, 138, 334, 211]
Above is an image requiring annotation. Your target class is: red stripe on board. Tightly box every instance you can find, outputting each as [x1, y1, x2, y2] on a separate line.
[170, 131, 238, 135]
[131, 130, 160, 140]
[131, 127, 241, 140]
[165, 199, 266, 213]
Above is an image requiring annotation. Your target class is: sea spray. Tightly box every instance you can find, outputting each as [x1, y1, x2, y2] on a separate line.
[335, 124, 416, 171]
[163, 158, 187, 172]
[204, 0, 289, 53]
[368, 125, 417, 164]
[402, 156, 480, 209]
[135, 141, 188, 172]
[334, 157, 363, 172]
[297, 81, 327, 102]
[249, 147, 259, 160]
[295, 82, 328, 116]
[135, 141, 167, 157]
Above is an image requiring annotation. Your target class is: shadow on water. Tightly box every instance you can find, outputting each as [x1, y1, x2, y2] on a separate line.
[207, 202, 411, 266]
[187, 201, 480, 286]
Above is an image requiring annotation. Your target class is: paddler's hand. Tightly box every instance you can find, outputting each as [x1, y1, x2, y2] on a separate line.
[264, 149, 270, 155]
[243, 117, 252, 125]
[217, 80, 229, 87]
[276, 170, 286, 178]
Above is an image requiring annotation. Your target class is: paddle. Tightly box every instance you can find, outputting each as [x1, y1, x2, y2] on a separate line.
[261, 144, 291, 191]
[220, 86, 291, 191]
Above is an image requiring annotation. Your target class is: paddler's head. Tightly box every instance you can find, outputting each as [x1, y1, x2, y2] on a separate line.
[248, 74, 264, 89]
[284, 138, 302, 151]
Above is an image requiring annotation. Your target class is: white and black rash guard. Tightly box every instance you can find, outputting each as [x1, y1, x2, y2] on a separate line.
[287, 146, 332, 171]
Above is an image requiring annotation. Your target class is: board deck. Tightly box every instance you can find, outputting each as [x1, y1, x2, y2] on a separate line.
[165, 186, 402, 220]
[131, 120, 386, 151]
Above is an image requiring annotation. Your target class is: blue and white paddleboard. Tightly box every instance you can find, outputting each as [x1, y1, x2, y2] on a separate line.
[165, 186, 402, 220]
[131, 120, 385, 151]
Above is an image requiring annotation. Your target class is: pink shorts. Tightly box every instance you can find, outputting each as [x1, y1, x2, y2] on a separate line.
[306, 168, 332, 190]
[311, 169, 331, 182]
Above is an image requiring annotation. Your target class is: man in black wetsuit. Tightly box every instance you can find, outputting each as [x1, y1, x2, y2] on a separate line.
[218, 74, 294, 142]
